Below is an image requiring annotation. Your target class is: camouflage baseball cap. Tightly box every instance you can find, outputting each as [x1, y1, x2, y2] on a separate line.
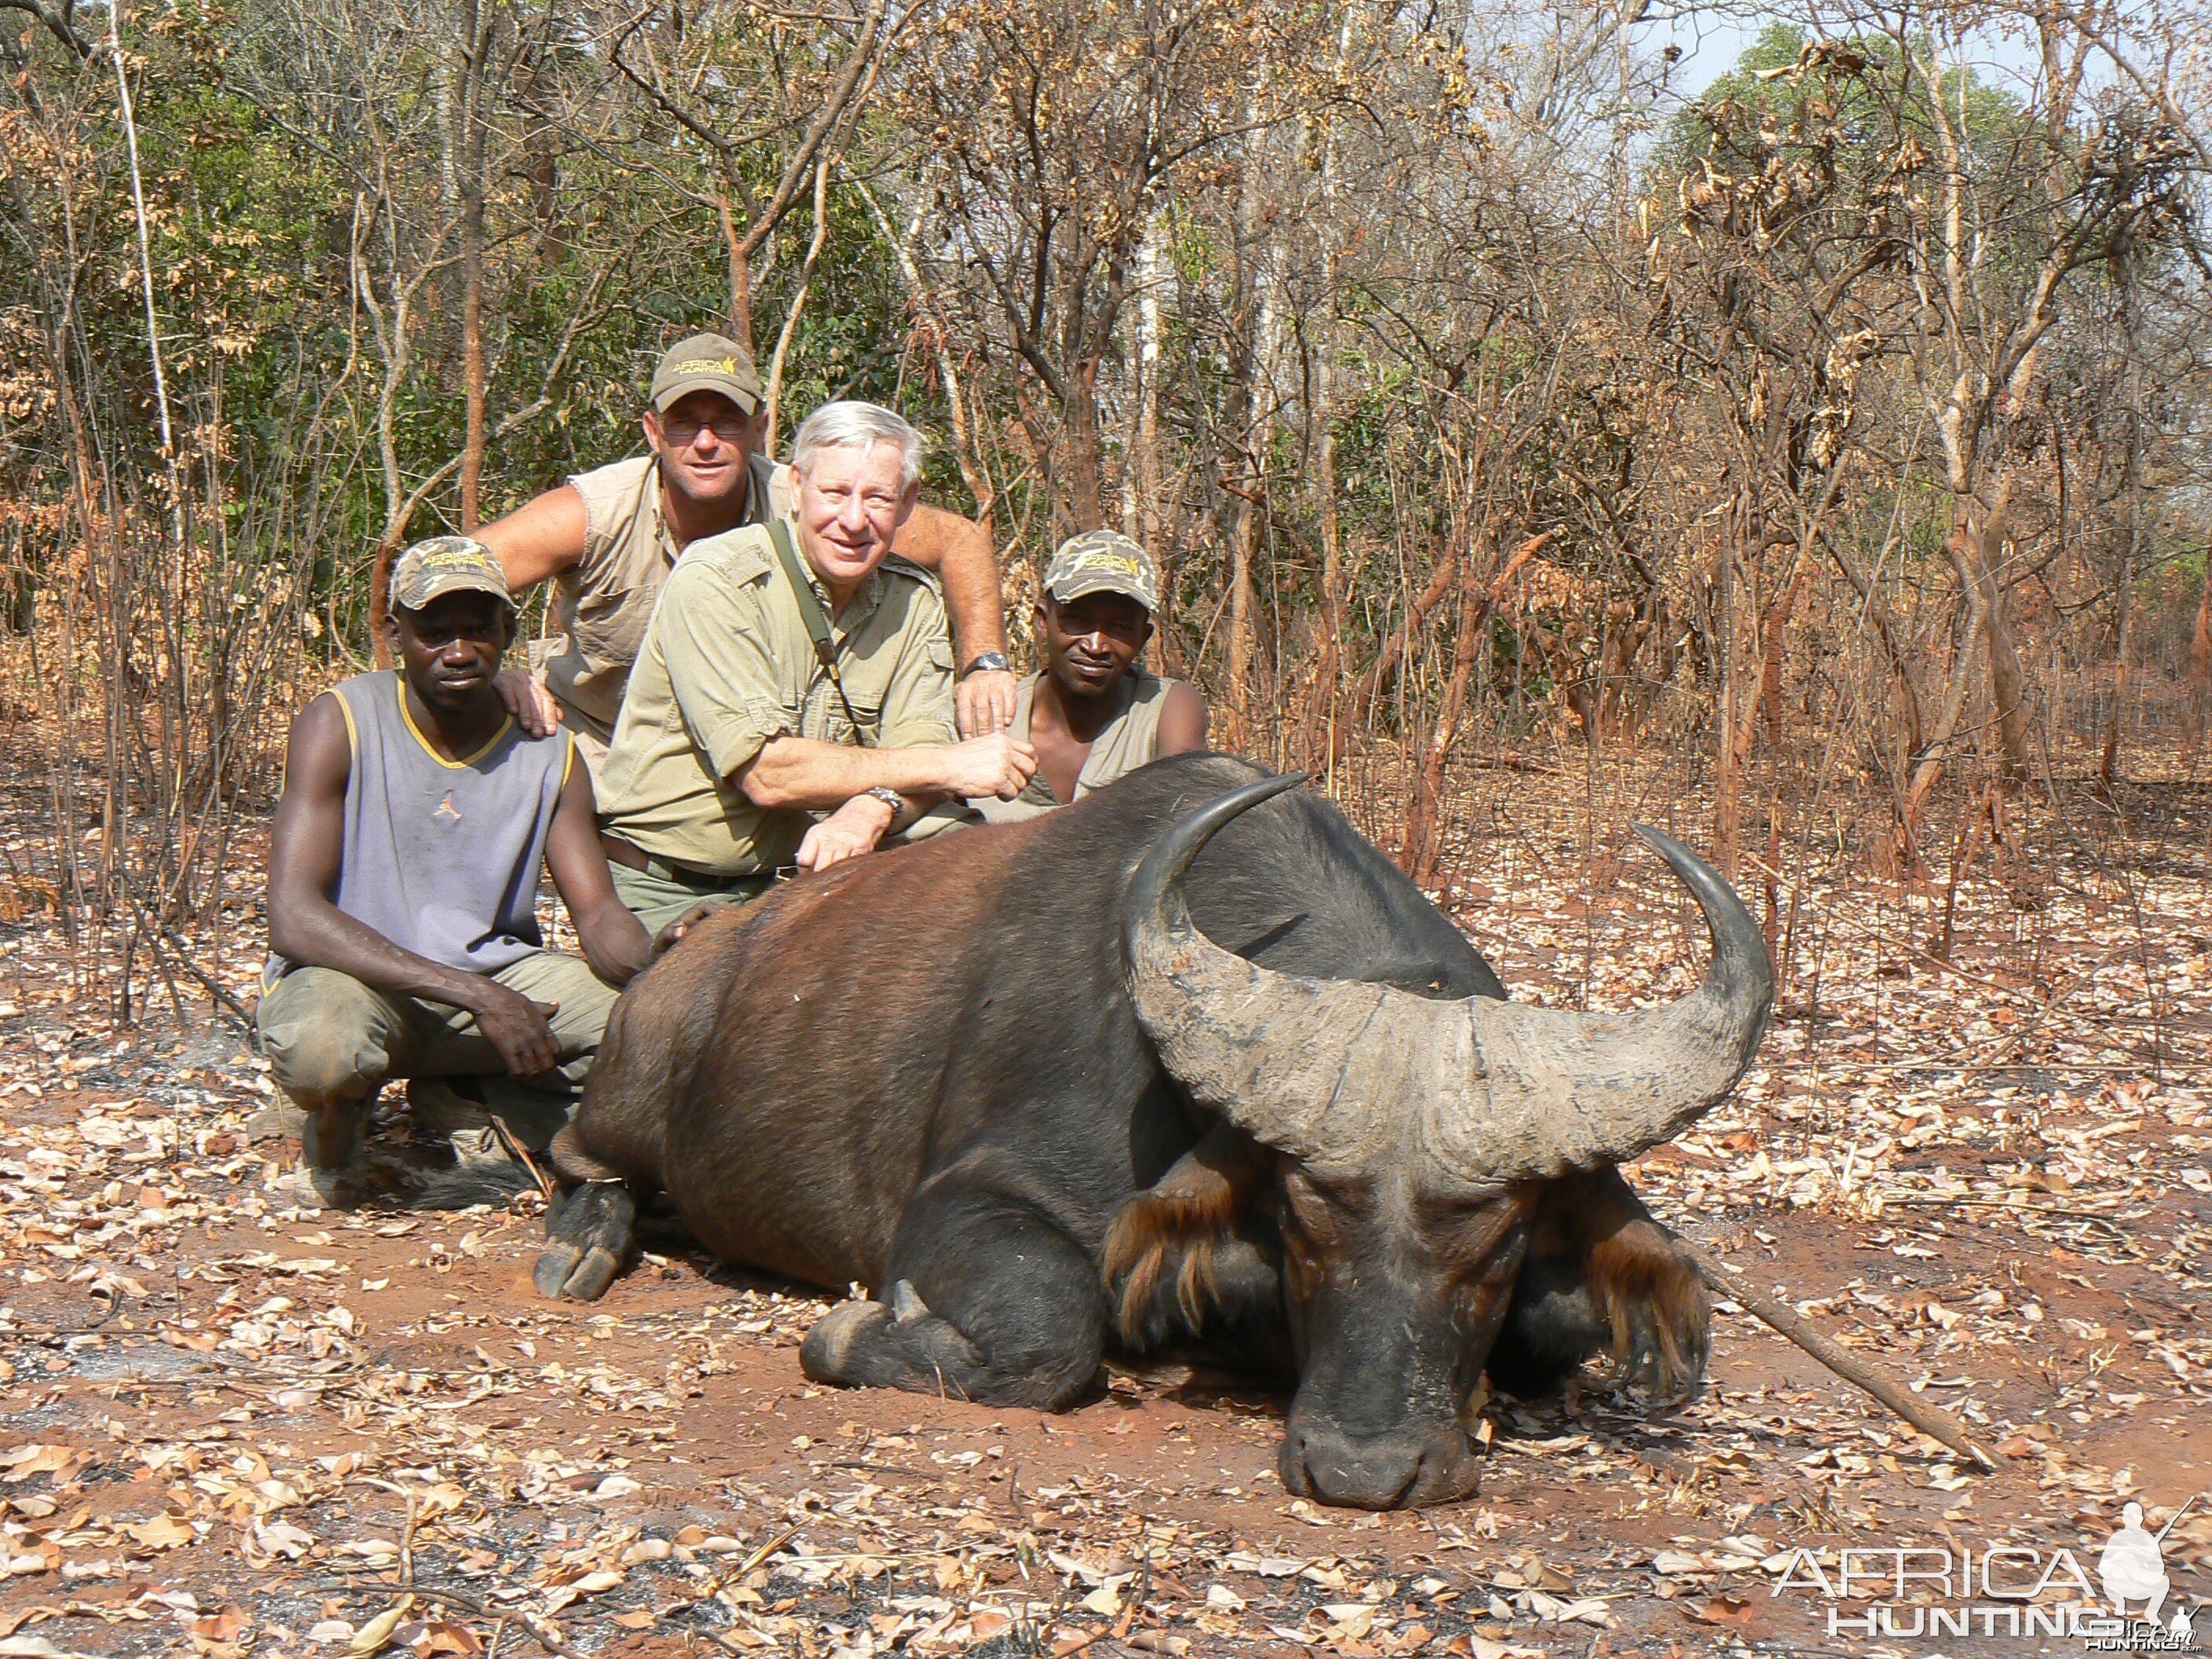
[650, 333, 765, 416]
[387, 537, 513, 615]
[1042, 529, 1159, 613]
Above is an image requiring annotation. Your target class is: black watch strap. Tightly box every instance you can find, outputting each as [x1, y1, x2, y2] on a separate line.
[961, 650, 1012, 679]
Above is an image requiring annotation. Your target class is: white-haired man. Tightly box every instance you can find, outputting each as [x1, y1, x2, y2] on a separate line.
[593, 402, 1038, 932]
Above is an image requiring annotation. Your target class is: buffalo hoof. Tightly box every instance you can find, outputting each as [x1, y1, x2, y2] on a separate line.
[534, 1181, 635, 1300]
[800, 1297, 893, 1382]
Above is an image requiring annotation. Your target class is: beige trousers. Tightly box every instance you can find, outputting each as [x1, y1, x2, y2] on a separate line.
[255, 952, 620, 1199]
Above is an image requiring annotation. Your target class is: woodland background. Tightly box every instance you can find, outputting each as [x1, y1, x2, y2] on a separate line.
[5, 0, 2212, 996]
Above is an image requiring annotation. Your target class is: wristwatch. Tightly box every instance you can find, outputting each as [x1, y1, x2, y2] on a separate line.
[960, 650, 1012, 679]
[863, 785, 905, 817]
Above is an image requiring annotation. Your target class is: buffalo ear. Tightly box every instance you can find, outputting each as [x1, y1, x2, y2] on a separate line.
[1102, 1123, 1276, 1351]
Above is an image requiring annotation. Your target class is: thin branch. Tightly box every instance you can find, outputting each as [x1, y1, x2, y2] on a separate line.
[1, 0, 86, 57]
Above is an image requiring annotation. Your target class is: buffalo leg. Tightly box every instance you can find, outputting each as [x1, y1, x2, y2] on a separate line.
[800, 1189, 1105, 1409]
[1484, 1167, 1709, 1405]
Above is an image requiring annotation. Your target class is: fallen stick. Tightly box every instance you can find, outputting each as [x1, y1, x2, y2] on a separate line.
[485, 1116, 555, 1200]
[1675, 1239, 2001, 1473]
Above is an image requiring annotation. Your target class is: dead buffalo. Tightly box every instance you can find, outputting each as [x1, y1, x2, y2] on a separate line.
[496, 754, 1770, 1509]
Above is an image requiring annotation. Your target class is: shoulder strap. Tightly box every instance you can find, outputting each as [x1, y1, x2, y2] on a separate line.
[767, 518, 873, 745]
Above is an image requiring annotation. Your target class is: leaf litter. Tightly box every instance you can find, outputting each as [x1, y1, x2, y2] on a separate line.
[1, 767, 2209, 1655]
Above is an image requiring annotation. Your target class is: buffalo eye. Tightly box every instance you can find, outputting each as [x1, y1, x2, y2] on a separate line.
[1280, 1166, 1357, 1253]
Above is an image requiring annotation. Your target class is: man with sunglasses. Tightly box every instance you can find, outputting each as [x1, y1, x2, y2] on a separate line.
[478, 335, 1019, 764]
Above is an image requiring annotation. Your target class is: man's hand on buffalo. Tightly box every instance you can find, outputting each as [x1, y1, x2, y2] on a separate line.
[796, 793, 897, 872]
[954, 667, 1020, 738]
[935, 730, 1039, 800]
[493, 666, 564, 739]
[464, 981, 564, 1076]
[652, 899, 734, 955]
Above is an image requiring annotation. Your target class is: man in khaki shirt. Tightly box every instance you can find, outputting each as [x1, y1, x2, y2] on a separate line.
[478, 335, 1020, 762]
[595, 402, 1038, 932]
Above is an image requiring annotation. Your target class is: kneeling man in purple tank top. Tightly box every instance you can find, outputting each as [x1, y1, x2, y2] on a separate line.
[257, 538, 656, 1208]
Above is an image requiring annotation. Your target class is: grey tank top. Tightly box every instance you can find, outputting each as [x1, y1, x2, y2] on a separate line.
[270, 672, 574, 979]
[973, 668, 1173, 824]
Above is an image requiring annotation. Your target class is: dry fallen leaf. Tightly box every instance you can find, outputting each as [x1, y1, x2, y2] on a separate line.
[1690, 1595, 1760, 1629]
[346, 1596, 414, 1657]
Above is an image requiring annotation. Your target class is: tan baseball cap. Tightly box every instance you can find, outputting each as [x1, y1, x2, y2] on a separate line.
[650, 333, 765, 416]
[1042, 529, 1159, 613]
[388, 537, 514, 615]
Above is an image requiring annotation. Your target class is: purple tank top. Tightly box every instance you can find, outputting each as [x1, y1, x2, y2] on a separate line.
[269, 671, 573, 979]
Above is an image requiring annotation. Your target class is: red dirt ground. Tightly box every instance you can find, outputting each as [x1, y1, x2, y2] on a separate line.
[3, 769, 2209, 1658]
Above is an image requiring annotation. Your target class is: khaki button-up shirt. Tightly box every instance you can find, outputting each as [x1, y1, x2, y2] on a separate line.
[595, 522, 958, 877]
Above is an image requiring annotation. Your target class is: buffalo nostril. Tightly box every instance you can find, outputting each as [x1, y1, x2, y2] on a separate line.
[1285, 1419, 1482, 1510]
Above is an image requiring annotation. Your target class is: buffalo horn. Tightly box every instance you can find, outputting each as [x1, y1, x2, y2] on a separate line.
[1122, 778, 1774, 1186]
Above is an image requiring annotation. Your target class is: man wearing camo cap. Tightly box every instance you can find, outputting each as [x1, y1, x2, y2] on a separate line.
[475, 333, 1022, 764]
[255, 537, 654, 1207]
[970, 529, 1207, 822]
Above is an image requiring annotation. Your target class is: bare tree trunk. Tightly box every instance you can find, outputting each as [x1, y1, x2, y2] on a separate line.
[1713, 511, 1741, 877]
[716, 188, 753, 352]
[1297, 9, 1353, 773]
[1407, 565, 1483, 888]
[1060, 358, 1108, 533]
[2101, 466, 2139, 794]
[764, 152, 831, 454]
[1133, 205, 1169, 661]
[1761, 551, 1814, 755]
[2187, 542, 2212, 754]
[1227, 471, 1262, 727]
[1403, 532, 1542, 885]
[1302, 295, 1344, 769]
[1221, 105, 1272, 743]
[1898, 511, 1998, 855]
[455, 0, 493, 530]
[1979, 530, 2033, 789]
[2101, 317, 2142, 793]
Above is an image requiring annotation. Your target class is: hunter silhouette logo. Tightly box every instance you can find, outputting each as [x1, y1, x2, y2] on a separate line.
[434, 792, 462, 824]
[2099, 1499, 2198, 1635]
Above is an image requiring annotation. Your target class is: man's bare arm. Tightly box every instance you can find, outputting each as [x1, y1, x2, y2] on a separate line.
[1155, 681, 1210, 756]
[476, 484, 590, 592]
[266, 698, 564, 1075]
[735, 731, 1035, 813]
[474, 486, 588, 738]
[542, 757, 654, 983]
[892, 504, 1018, 736]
